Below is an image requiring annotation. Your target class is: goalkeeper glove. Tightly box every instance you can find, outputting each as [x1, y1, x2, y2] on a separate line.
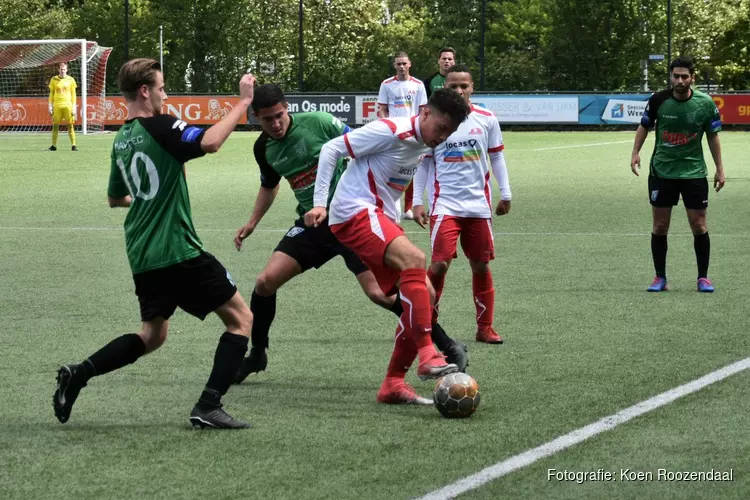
[48, 104, 53, 115]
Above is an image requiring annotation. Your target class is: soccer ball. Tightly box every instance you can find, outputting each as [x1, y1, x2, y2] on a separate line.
[433, 372, 481, 418]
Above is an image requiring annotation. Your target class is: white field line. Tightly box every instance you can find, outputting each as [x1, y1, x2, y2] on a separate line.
[532, 140, 633, 151]
[1, 226, 749, 238]
[418, 357, 750, 500]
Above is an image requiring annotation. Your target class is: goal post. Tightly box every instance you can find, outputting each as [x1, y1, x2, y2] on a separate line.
[0, 39, 112, 134]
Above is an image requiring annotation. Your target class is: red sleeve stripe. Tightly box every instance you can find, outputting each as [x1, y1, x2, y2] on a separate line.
[344, 134, 355, 158]
[380, 119, 397, 133]
[471, 105, 493, 117]
[488, 144, 505, 153]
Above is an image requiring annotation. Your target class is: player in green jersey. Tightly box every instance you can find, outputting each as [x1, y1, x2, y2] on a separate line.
[232, 84, 468, 391]
[53, 59, 257, 429]
[630, 56, 725, 293]
[422, 47, 456, 99]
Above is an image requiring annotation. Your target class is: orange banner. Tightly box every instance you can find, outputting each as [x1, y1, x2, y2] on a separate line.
[711, 94, 750, 125]
[0, 96, 246, 126]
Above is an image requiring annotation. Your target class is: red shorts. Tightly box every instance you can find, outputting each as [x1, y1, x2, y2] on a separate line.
[330, 208, 404, 295]
[429, 215, 495, 262]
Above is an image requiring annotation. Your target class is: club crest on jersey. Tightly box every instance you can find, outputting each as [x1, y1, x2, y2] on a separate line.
[651, 190, 659, 202]
[293, 138, 308, 158]
[286, 227, 305, 237]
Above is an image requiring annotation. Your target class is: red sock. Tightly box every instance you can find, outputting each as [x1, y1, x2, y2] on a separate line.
[399, 268, 435, 360]
[404, 181, 414, 211]
[427, 268, 446, 324]
[473, 269, 495, 329]
[384, 319, 417, 381]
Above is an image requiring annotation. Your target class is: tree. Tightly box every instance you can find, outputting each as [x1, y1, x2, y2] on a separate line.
[0, 0, 75, 40]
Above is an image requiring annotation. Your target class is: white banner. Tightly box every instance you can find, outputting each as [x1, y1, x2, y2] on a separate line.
[355, 95, 379, 125]
[470, 96, 579, 123]
[601, 99, 648, 124]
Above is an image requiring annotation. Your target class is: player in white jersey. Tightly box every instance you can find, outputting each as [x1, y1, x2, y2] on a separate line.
[412, 65, 512, 345]
[306, 88, 470, 405]
[377, 51, 428, 221]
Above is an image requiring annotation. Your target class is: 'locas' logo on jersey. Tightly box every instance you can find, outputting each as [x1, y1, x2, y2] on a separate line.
[443, 138, 481, 163]
[661, 131, 697, 146]
[446, 139, 478, 149]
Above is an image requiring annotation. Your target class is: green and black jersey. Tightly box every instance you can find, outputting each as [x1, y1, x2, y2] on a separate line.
[423, 72, 445, 99]
[108, 115, 207, 274]
[254, 112, 349, 216]
[641, 88, 721, 179]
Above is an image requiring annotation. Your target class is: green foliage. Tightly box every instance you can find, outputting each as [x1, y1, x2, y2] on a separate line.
[2, 0, 749, 92]
[0, 0, 76, 39]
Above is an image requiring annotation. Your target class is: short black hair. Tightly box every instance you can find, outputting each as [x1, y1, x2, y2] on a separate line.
[670, 56, 695, 75]
[427, 87, 470, 127]
[251, 83, 286, 114]
[445, 64, 472, 77]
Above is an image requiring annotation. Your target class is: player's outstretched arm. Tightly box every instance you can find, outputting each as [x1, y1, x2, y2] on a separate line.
[108, 195, 132, 208]
[630, 125, 649, 176]
[707, 132, 725, 192]
[200, 74, 255, 153]
[411, 154, 431, 228]
[48, 80, 54, 115]
[311, 136, 349, 209]
[489, 150, 512, 216]
[235, 185, 279, 250]
[71, 79, 77, 116]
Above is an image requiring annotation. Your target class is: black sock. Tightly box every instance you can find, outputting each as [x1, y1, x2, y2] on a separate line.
[431, 322, 454, 352]
[389, 295, 404, 317]
[199, 332, 249, 409]
[250, 289, 276, 349]
[694, 232, 710, 278]
[651, 233, 668, 278]
[83, 333, 146, 380]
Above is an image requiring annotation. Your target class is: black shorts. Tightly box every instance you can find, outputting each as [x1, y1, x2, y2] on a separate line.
[133, 252, 237, 322]
[648, 176, 708, 210]
[274, 217, 368, 275]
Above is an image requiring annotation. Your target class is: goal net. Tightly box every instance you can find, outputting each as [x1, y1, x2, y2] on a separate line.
[0, 39, 112, 133]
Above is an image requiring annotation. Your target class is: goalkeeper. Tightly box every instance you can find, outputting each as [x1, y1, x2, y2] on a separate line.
[48, 62, 78, 151]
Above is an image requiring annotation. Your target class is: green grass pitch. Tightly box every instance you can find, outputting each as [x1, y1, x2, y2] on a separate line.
[0, 131, 748, 499]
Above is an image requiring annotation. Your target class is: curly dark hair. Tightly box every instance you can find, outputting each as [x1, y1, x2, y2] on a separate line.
[445, 64, 472, 77]
[427, 87, 470, 127]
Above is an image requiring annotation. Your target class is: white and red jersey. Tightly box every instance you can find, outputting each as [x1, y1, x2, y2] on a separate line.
[314, 116, 430, 224]
[377, 77, 427, 117]
[414, 105, 511, 218]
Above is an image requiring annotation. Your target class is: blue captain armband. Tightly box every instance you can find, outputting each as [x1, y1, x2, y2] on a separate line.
[181, 126, 203, 143]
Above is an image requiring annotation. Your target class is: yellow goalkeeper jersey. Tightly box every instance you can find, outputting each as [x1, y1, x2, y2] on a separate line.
[48, 75, 77, 108]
